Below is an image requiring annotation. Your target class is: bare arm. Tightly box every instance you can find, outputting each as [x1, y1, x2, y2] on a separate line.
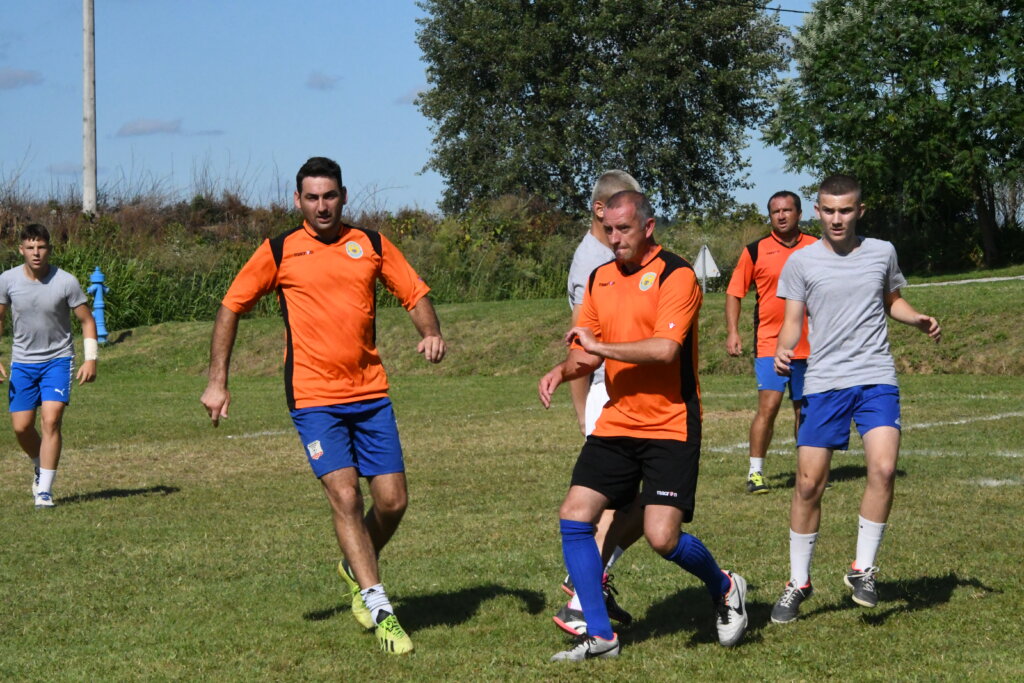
[72, 303, 98, 385]
[0, 303, 6, 381]
[568, 326, 680, 365]
[773, 298, 806, 376]
[200, 305, 240, 426]
[885, 289, 941, 342]
[567, 304, 591, 434]
[538, 347, 603, 409]
[408, 296, 446, 363]
[725, 294, 743, 356]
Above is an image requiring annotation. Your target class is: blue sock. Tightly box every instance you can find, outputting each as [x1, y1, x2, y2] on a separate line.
[662, 532, 731, 599]
[560, 519, 613, 640]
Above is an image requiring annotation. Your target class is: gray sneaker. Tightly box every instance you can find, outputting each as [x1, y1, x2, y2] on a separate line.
[770, 581, 813, 624]
[844, 566, 879, 607]
[550, 633, 620, 662]
[715, 571, 748, 647]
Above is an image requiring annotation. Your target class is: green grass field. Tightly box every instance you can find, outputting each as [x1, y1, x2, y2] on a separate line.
[1, 282, 1022, 680]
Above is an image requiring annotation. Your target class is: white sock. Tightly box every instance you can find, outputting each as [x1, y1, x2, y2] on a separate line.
[38, 468, 57, 494]
[789, 529, 818, 587]
[604, 546, 624, 572]
[360, 584, 394, 624]
[749, 457, 765, 475]
[854, 515, 887, 570]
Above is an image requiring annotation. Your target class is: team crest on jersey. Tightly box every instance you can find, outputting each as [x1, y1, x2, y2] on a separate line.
[306, 440, 324, 460]
[639, 272, 657, 291]
[345, 241, 364, 259]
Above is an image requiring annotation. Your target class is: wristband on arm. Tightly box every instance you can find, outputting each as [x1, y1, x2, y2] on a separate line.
[84, 338, 99, 361]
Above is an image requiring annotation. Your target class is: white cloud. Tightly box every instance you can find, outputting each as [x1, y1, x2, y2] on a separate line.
[116, 118, 183, 137]
[0, 67, 43, 90]
[306, 71, 341, 90]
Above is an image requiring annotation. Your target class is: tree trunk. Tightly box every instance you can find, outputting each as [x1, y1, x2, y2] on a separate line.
[975, 185, 1000, 268]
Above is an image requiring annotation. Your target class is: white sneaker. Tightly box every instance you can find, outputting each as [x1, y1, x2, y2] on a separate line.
[715, 571, 748, 647]
[550, 633, 619, 662]
[34, 491, 55, 508]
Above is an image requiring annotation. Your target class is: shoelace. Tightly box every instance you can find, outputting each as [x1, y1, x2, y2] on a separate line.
[778, 584, 803, 607]
[856, 569, 877, 592]
[602, 573, 619, 597]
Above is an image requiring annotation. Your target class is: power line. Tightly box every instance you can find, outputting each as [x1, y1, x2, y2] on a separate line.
[726, 2, 812, 14]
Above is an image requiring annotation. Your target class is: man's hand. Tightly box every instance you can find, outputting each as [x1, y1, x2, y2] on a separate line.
[725, 331, 743, 357]
[538, 366, 564, 408]
[913, 315, 941, 342]
[417, 335, 446, 363]
[774, 348, 794, 376]
[0, 362, 7, 383]
[565, 326, 599, 355]
[76, 360, 97, 385]
[201, 384, 231, 427]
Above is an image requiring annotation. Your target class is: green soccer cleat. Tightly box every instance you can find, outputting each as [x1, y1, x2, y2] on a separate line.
[746, 471, 769, 494]
[375, 611, 414, 655]
[337, 560, 375, 631]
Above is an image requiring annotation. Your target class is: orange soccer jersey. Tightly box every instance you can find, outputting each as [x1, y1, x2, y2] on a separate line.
[222, 221, 430, 410]
[726, 232, 817, 359]
[577, 246, 702, 442]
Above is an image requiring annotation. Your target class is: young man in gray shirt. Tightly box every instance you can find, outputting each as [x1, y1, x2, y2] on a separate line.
[0, 224, 98, 508]
[770, 175, 940, 622]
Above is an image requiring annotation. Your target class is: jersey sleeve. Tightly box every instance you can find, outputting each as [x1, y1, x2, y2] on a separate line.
[725, 247, 754, 299]
[653, 267, 702, 345]
[776, 254, 805, 302]
[222, 240, 278, 314]
[378, 233, 430, 310]
[64, 273, 88, 309]
[884, 242, 909, 293]
[0, 272, 11, 306]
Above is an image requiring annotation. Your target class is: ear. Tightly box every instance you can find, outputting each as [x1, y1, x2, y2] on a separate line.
[293, 190, 301, 210]
[644, 218, 656, 238]
[341, 186, 348, 207]
[593, 200, 605, 219]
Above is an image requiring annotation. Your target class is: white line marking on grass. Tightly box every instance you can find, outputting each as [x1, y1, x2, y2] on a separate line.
[910, 412, 1024, 429]
[906, 275, 1024, 288]
[227, 430, 291, 439]
[706, 412, 1023, 453]
[971, 478, 1021, 487]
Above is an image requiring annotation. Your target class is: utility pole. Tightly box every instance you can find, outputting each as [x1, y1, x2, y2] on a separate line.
[83, 0, 97, 214]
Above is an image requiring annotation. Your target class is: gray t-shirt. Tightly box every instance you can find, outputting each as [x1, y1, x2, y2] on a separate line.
[568, 232, 614, 384]
[777, 237, 908, 394]
[0, 265, 87, 363]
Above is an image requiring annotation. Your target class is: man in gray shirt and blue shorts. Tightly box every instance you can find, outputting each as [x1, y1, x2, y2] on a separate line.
[0, 224, 98, 508]
[769, 175, 941, 623]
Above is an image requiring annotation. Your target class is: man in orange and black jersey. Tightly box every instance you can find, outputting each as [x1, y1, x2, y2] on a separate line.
[539, 191, 748, 662]
[201, 157, 444, 655]
[725, 191, 817, 494]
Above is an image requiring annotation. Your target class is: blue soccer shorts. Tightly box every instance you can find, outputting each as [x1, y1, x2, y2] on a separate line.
[290, 397, 405, 479]
[797, 384, 901, 450]
[756, 356, 807, 400]
[8, 357, 74, 412]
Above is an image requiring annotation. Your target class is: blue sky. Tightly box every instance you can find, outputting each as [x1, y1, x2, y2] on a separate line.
[1, 0, 815, 215]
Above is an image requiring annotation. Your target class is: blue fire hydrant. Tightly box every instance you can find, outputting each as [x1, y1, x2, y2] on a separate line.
[87, 267, 109, 344]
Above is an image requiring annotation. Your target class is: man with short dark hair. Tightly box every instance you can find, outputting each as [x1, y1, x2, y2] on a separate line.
[540, 191, 747, 662]
[0, 223, 98, 508]
[725, 190, 817, 494]
[770, 174, 940, 623]
[201, 156, 445, 655]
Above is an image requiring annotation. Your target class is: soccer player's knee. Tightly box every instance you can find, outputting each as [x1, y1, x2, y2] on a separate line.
[643, 527, 678, 555]
[794, 477, 824, 503]
[39, 414, 64, 435]
[375, 489, 408, 518]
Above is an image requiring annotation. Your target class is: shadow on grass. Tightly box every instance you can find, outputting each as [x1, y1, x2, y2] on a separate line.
[771, 465, 907, 489]
[621, 586, 720, 647]
[305, 584, 546, 629]
[59, 484, 180, 505]
[802, 571, 997, 625]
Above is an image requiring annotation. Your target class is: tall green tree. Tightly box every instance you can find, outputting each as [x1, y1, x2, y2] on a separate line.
[416, 0, 788, 215]
[766, 0, 1024, 269]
